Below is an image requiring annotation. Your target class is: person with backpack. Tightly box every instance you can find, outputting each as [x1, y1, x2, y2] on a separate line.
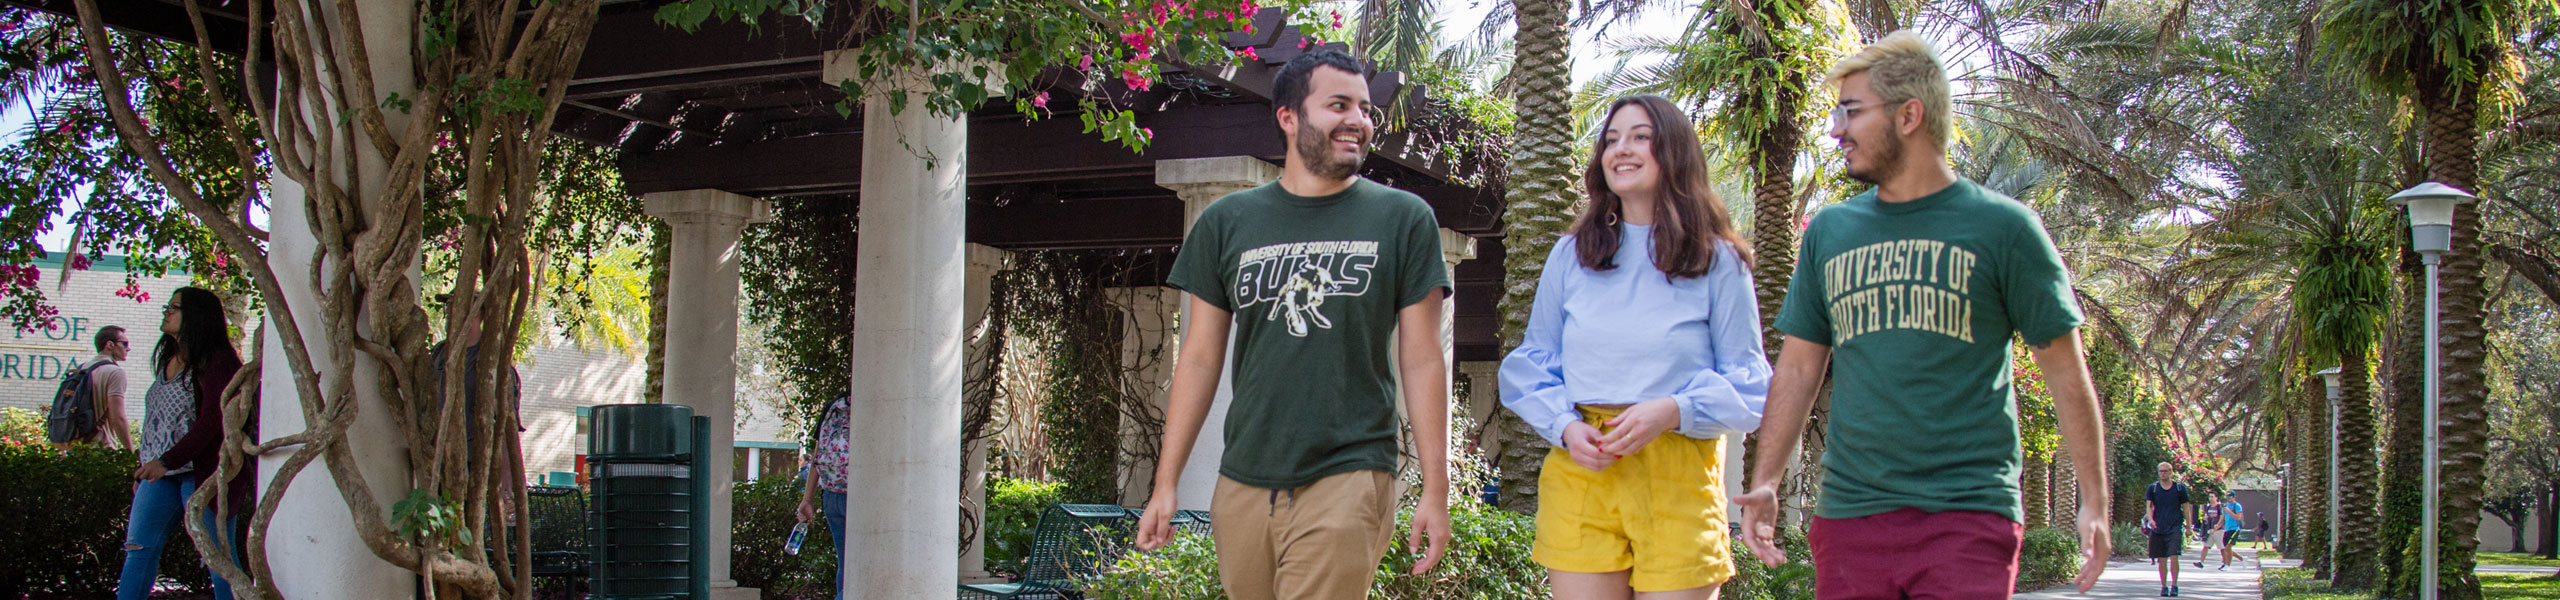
[48, 325, 132, 449]
[118, 287, 247, 600]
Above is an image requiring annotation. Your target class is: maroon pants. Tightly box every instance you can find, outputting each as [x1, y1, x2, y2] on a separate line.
[1809, 508, 2023, 599]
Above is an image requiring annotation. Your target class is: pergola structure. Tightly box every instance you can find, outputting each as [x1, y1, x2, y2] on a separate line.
[20, 1, 1521, 598]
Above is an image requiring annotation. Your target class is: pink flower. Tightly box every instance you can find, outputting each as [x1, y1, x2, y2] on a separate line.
[1141, 127, 1154, 141]
[1080, 54, 1096, 70]
[1121, 68, 1152, 91]
[1239, 46, 1259, 61]
[1031, 91, 1050, 109]
[68, 255, 90, 270]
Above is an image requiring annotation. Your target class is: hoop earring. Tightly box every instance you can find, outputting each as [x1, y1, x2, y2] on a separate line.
[1602, 211, 1619, 226]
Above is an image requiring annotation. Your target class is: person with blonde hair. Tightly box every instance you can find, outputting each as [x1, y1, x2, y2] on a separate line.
[1500, 94, 1769, 599]
[1734, 30, 2115, 597]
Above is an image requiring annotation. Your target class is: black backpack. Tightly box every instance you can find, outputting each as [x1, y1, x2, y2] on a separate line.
[44, 360, 112, 444]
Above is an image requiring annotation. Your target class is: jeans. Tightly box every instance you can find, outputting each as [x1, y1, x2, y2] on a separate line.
[118, 476, 237, 600]
[823, 490, 848, 600]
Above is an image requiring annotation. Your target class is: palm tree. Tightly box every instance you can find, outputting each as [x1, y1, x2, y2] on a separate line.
[2324, 0, 2555, 595]
[1492, 0, 1579, 514]
[1486, 0, 1673, 514]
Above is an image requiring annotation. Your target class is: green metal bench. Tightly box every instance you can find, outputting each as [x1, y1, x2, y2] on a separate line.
[524, 485, 589, 598]
[958, 504, 1135, 600]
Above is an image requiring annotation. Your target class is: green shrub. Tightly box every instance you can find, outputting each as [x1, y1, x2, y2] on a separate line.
[729, 475, 837, 600]
[985, 476, 1067, 578]
[0, 430, 211, 597]
[1370, 501, 1543, 598]
[2111, 521, 2149, 558]
[2017, 527, 2080, 591]
[1086, 529, 1226, 600]
[1721, 526, 1816, 600]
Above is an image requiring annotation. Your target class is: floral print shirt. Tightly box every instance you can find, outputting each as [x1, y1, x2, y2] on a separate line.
[810, 396, 851, 493]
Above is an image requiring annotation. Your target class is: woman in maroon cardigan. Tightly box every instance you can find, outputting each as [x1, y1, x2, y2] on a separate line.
[118, 286, 248, 600]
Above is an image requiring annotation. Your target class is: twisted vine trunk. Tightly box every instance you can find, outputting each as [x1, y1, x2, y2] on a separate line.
[1492, 0, 1581, 515]
[72, 0, 602, 597]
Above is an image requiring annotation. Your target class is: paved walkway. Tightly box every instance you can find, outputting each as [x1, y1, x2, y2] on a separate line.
[2017, 548, 2269, 599]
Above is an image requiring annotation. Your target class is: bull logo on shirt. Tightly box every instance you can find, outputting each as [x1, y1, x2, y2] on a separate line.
[1235, 241, 1381, 337]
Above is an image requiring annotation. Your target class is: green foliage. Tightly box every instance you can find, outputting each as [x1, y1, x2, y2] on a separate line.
[651, 0, 1316, 153]
[1087, 528, 1225, 599]
[2017, 527, 2082, 591]
[2110, 520, 2150, 558]
[0, 13, 260, 330]
[2014, 346, 2062, 461]
[2292, 235, 2393, 367]
[0, 424, 211, 597]
[1000, 251, 1155, 504]
[740, 198, 860, 434]
[730, 474, 838, 600]
[1722, 527, 1816, 600]
[984, 476, 1067, 578]
[2319, 0, 2552, 96]
[393, 489, 477, 549]
[1368, 502, 1545, 598]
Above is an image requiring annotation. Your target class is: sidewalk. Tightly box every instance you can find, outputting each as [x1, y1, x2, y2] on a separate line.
[2017, 547, 2268, 599]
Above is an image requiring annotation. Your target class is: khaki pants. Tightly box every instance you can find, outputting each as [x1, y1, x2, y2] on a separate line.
[1211, 470, 1397, 600]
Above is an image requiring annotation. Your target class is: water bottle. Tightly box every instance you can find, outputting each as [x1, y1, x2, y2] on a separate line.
[785, 522, 809, 555]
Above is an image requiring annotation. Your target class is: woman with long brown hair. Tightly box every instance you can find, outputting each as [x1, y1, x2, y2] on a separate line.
[1499, 95, 1771, 599]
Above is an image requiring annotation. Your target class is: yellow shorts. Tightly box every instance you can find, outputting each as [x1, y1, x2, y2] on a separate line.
[1532, 405, 1737, 592]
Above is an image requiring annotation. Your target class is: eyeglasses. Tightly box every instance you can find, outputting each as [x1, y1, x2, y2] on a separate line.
[1830, 101, 1873, 125]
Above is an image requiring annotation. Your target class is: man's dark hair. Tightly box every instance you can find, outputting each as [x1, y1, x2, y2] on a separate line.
[1272, 49, 1369, 115]
[94, 325, 124, 352]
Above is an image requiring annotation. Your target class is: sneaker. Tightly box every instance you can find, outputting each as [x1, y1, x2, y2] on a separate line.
[2161, 587, 2171, 597]
[2194, 561, 2205, 568]
[2218, 563, 2228, 570]
[2172, 585, 2181, 596]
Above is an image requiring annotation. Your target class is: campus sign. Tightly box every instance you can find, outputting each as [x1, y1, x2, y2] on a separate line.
[5, 316, 103, 381]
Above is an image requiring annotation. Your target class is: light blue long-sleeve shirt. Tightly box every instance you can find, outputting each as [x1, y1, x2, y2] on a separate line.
[1498, 225, 1772, 447]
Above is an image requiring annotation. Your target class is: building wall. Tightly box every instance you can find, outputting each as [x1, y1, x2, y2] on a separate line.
[0, 255, 192, 433]
[7, 254, 798, 486]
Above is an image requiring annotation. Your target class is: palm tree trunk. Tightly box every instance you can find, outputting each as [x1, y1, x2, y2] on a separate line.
[644, 220, 671, 404]
[1493, 0, 1581, 515]
[2025, 451, 2050, 529]
[1741, 26, 1820, 510]
[2381, 243, 2428, 596]
[2054, 445, 2078, 530]
[2298, 374, 2334, 577]
[2421, 69, 2494, 600]
[2334, 344, 2385, 589]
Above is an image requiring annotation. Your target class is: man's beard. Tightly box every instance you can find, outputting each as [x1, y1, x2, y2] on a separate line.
[1297, 119, 1365, 181]
[1844, 129, 1907, 185]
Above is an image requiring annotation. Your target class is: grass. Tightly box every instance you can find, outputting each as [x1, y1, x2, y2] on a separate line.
[2481, 553, 2560, 569]
[2263, 568, 2560, 599]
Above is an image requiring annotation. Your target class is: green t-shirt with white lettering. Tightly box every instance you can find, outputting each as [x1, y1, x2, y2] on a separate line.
[1772, 178, 2083, 522]
[1166, 178, 1452, 490]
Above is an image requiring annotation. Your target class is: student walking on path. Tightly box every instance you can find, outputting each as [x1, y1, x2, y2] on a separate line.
[1733, 30, 2115, 598]
[1498, 94, 1771, 600]
[2144, 462, 2194, 596]
[1133, 48, 1454, 600]
[116, 287, 248, 600]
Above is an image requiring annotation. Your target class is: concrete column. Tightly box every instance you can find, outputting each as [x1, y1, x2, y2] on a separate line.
[959, 244, 1011, 582]
[829, 51, 994, 597]
[1110, 286, 1183, 505]
[645, 188, 772, 599]
[1155, 156, 1280, 510]
[1458, 361, 1502, 454]
[259, 2, 417, 597]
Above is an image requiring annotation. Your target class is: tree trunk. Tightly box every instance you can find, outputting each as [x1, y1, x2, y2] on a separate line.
[2424, 67, 2494, 600]
[2334, 345, 2384, 589]
[2540, 483, 2556, 559]
[1492, 0, 1580, 515]
[2025, 451, 2050, 529]
[2380, 241, 2428, 595]
[644, 221, 671, 404]
[2300, 375, 2334, 577]
[2053, 446, 2078, 530]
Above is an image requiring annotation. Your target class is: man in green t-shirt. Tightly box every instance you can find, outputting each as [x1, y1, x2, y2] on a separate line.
[1732, 31, 2115, 597]
[1132, 49, 1453, 600]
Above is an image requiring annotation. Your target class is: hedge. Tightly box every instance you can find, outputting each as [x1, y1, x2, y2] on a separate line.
[1, 409, 213, 598]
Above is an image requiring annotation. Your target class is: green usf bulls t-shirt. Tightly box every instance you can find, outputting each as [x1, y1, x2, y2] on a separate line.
[1165, 178, 1452, 490]
[1772, 178, 2083, 522]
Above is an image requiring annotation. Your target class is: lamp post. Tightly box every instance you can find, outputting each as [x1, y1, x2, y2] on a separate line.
[2389, 181, 2476, 600]
[2278, 463, 2290, 552]
[2319, 366, 2342, 570]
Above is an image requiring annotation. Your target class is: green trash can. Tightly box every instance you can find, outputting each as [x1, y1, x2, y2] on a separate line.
[587, 404, 711, 600]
